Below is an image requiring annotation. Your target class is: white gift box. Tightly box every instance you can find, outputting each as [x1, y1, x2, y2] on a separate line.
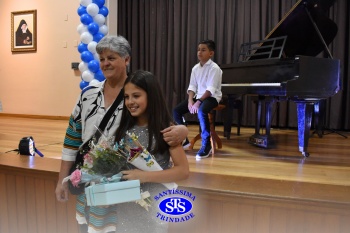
[85, 180, 141, 206]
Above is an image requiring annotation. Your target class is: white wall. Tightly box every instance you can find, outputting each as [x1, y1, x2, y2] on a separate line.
[0, 0, 117, 117]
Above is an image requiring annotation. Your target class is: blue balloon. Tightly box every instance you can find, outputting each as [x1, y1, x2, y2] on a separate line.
[93, 0, 105, 8]
[81, 51, 94, 63]
[80, 80, 89, 90]
[94, 70, 105, 81]
[88, 60, 100, 73]
[77, 6, 87, 16]
[77, 43, 88, 53]
[93, 33, 104, 42]
[80, 14, 93, 25]
[98, 6, 109, 17]
[87, 22, 99, 35]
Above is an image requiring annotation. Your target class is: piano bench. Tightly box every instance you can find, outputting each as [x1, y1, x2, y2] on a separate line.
[189, 104, 226, 155]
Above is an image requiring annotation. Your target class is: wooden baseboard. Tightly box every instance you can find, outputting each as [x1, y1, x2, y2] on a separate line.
[0, 113, 70, 120]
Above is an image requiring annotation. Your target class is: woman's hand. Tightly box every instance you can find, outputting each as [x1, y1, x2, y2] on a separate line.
[55, 160, 73, 202]
[161, 125, 188, 146]
[55, 181, 69, 202]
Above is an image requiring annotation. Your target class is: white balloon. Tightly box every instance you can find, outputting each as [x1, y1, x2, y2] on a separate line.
[80, 32, 93, 44]
[86, 3, 99, 17]
[89, 79, 100, 86]
[80, 0, 92, 7]
[93, 14, 106, 26]
[93, 53, 100, 61]
[87, 41, 97, 54]
[99, 25, 108, 35]
[77, 23, 88, 34]
[82, 70, 94, 82]
[78, 61, 89, 73]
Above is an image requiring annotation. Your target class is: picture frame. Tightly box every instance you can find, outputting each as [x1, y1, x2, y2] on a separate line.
[11, 10, 37, 52]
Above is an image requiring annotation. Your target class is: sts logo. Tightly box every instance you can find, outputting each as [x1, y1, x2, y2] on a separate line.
[155, 189, 196, 223]
[159, 197, 192, 215]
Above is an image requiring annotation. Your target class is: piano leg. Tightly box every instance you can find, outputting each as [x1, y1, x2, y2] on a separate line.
[264, 99, 274, 136]
[249, 96, 275, 148]
[254, 97, 262, 135]
[295, 101, 314, 157]
[223, 95, 234, 139]
[223, 95, 242, 139]
[237, 99, 242, 136]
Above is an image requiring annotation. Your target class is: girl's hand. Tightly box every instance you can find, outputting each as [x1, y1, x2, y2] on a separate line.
[121, 169, 146, 183]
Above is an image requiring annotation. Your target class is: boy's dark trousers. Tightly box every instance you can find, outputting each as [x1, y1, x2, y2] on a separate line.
[173, 97, 218, 147]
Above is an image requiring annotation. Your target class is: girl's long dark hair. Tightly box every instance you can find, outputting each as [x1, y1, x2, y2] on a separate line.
[115, 70, 173, 154]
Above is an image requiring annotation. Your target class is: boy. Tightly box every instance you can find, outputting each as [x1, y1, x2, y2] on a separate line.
[173, 40, 222, 159]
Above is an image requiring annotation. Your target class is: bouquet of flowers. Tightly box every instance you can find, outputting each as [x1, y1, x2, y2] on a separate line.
[62, 129, 148, 208]
[63, 135, 130, 187]
[62, 127, 177, 210]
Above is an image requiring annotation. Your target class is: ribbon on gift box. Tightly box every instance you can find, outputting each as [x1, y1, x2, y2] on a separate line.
[98, 173, 122, 184]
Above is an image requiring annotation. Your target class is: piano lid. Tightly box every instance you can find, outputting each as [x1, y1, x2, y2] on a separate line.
[265, 0, 337, 57]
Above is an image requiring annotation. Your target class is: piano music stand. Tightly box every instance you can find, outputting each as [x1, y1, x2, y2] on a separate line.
[238, 36, 287, 62]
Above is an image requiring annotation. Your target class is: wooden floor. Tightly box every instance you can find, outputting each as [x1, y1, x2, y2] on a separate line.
[1, 115, 350, 203]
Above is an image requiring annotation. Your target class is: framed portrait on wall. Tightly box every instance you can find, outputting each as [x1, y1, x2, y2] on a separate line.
[11, 10, 37, 52]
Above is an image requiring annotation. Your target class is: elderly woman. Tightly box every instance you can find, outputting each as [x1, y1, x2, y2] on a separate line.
[55, 35, 188, 233]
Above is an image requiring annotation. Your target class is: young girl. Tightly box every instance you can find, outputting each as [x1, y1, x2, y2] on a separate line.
[114, 70, 189, 233]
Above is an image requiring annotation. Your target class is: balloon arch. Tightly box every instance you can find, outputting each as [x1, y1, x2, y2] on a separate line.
[76, 0, 109, 90]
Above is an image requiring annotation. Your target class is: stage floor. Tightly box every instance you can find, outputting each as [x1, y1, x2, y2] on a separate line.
[1, 115, 350, 204]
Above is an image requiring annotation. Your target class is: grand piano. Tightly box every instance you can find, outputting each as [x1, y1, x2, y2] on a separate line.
[221, 0, 340, 157]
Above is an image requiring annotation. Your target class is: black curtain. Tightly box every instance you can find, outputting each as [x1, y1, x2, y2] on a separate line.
[117, 0, 350, 130]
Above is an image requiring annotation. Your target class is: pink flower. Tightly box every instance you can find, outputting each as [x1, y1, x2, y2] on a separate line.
[100, 141, 109, 148]
[70, 169, 82, 187]
[84, 154, 94, 168]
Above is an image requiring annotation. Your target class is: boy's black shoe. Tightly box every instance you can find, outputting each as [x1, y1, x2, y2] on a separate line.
[182, 138, 191, 150]
[196, 144, 212, 159]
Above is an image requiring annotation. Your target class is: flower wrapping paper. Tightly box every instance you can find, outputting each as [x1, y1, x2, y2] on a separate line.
[128, 151, 178, 190]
